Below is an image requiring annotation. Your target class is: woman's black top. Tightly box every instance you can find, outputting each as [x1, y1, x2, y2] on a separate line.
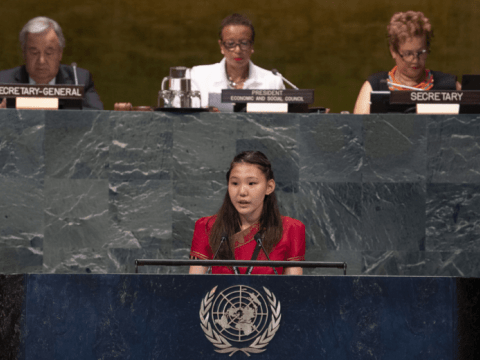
[368, 71, 457, 90]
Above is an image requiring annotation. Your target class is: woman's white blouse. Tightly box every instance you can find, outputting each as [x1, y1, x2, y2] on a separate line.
[191, 58, 285, 108]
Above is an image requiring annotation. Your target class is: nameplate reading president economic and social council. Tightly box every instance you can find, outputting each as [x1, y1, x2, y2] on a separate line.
[390, 90, 480, 104]
[222, 89, 314, 103]
[0, 84, 84, 99]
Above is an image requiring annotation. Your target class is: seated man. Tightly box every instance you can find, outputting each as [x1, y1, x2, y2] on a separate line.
[0, 16, 103, 110]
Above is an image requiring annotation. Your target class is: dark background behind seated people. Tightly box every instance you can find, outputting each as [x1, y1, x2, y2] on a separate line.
[1, 0, 479, 112]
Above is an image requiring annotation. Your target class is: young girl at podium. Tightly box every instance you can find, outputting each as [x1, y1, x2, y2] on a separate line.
[189, 151, 305, 275]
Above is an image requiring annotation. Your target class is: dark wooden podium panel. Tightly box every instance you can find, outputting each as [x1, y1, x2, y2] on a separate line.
[2, 274, 478, 359]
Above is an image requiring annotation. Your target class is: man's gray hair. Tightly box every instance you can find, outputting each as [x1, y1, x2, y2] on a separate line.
[19, 16, 65, 51]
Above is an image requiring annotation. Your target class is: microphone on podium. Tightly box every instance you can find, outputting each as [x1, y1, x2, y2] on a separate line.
[71, 62, 79, 85]
[379, 79, 425, 91]
[207, 234, 239, 274]
[207, 234, 227, 274]
[246, 232, 278, 275]
[272, 69, 299, 90]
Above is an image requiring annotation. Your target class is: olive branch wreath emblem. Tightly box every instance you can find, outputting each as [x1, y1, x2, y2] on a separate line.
[199, 286, 281, 356]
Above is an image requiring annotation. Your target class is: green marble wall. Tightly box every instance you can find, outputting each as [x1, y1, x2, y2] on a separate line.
[1, 110, 479, 276]
[1, 0, 479, 111]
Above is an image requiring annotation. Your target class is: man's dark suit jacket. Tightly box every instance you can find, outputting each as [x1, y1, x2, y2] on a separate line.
[0, 64, 103, 110]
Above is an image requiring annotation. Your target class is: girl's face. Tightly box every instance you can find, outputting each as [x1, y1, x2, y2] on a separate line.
[228, 162, 275, 225]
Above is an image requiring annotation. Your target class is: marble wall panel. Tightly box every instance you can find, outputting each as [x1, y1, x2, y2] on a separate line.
[0, 110, 45, 273]
[0, 243, 43, 273]
[43, 178, 109, 273]
[0, 177, 43, 273]
[426, 183, 480, 251]
[424, 251, 480, 277]
[427, 115, 480, 183]
[298, 114, 363, 182]
[361, 182, 426, 251]
[108, 179, 172, 249]
[305, 250, 434, 277]
[172, 179, 226, 251]
[172, 113, 237, 182]
[359, 249, 480, 277]
[0, 109, 44, 180]
[304, 249, 362, 276]
[109, 112, 173, 181]
[1, 112, 480, 277]
[274, 181, 300, 220]
[236, 114, 300, 183]
[44, 110, 109, 179]
[360, 250, 427, 276]
[297, 182, 363, 251]
[107, 248, 173, 274]
[363, 115, 427, 182]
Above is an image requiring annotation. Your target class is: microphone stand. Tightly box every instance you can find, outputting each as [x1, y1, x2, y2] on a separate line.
[207, 235, 227, 274]
[247, 233, 278, 275]
[271, 69, 299, 90]
[206, 235, 239, 274]
[71, 62, 79, 86]
[380, 79, 425, 91]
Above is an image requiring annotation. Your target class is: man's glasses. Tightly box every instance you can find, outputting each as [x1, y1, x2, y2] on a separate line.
[398, 49, 429, 62]
[222, 40, 253, 51]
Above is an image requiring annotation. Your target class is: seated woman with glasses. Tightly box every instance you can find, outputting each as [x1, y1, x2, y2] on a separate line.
[353, 11, 461, 114]
[191, 13, 284, 108]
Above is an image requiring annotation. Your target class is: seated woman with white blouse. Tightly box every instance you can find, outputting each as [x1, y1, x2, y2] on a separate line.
[191, 13, 285, 108]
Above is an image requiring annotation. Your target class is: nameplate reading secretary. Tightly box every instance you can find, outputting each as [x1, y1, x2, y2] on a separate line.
[390, 90, 480, 104]
[222, 89, 314, 103]
[0, 84, 84, 99]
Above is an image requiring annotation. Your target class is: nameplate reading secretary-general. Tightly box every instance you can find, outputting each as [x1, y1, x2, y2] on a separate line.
[0, 16, 103, 110]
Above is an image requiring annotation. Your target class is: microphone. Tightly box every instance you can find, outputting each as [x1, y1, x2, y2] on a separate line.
[246, 232, 278, 275]
[207, 234, 228, 274]
[71, 62, 79, 85]
[380, 79, 425, 91]
[272, 69, 299, 90]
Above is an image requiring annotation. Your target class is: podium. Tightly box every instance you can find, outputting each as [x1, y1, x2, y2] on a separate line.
[2, 273, 478, 359]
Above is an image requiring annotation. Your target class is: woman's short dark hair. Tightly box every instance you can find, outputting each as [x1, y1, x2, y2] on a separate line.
[219, 13, 255, 43]
[208, 151, 282, 260]
[387, 11, 433, 53]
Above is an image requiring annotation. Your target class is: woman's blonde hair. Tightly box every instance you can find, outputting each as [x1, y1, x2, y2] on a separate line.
[387, 11, 433, 53]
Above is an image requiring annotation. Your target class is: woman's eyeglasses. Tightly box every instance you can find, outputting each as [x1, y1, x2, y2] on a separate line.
[222, 40, 253, 51]
[398, 49, 429, 62]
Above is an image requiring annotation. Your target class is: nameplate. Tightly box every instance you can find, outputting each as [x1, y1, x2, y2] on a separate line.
[390, 90, 480, 104]
[246, 103, 289, 113]
[222, 89, 314, 103]
[16, 97, 59, 110]
[0, 84, 84, 99]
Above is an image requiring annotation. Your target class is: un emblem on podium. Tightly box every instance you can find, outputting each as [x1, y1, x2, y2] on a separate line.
[199, 285, 281, 356]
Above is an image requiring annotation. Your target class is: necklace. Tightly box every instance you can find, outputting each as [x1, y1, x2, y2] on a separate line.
[388, 65, 433, 91]
[227, 75, 248, 89]
[226, 64, 248, 89]
[227, 76, 238, 89]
